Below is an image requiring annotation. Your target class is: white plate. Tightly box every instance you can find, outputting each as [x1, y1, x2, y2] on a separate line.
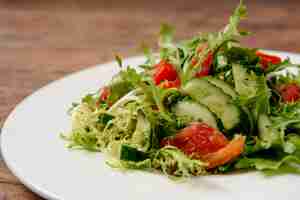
[1, 51, 300, 200]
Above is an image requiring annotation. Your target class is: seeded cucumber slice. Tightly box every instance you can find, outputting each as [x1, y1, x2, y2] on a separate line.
[205, 76, 237, 99]
[173, 101, 218, 128]
[182, 79, 240, 130]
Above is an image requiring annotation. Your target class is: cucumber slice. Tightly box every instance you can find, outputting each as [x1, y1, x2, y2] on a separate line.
[182, 79, 240, 130]
[120, 144, 148, 162]
[205, 76, 237, 99]
[173, 101, 218, 128]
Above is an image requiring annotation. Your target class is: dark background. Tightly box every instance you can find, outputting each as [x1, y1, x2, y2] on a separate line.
[0, 0, 300, 199]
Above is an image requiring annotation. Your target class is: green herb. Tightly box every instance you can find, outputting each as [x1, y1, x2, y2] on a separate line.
[115, 54, 123, 68]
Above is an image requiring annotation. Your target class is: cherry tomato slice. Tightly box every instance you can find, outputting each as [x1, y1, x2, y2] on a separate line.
[278, 83, 300, 103]
[153, 60, 179, 85]
[256, 51, 282, 70]
[160, 122, 228, 157]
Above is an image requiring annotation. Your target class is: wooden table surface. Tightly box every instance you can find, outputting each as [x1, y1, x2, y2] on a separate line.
[1, 0, 300, 199]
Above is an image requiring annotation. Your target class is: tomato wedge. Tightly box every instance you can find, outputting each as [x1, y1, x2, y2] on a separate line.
[256, 51, 282, 70]
[161, 122, 246, 169]
[153, 60, 180, 88]
[160, 122, 228, 158]
[202, 135, 246, 169]
[153, 60, 179, 85]
[277, 83, 300, 103]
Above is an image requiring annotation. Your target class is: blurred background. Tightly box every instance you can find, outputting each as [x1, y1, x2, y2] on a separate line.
[0, 0, 300, 198]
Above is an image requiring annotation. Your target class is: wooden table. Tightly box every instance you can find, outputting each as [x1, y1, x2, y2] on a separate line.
[0, 0, 300, 199]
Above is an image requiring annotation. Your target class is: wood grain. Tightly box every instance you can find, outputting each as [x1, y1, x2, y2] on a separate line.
[0, 0, 300, 199]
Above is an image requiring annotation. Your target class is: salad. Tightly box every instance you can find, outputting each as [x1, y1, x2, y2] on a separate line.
[62, 1, 300, 179]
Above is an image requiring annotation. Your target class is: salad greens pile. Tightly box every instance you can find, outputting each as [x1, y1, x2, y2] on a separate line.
[62, 1, 300, 179]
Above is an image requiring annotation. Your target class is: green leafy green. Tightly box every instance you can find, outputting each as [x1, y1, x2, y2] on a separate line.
[265, 58, 300, 74]
[236, 155, 300, 173]
[151, 146, 206, 179]
[107, 158, 152, 170]
[140, 43, 156, 66]
[181, 0, 248, 84]
[115, 54, 123, 68]
[61, 0, 300, 179]
[159, 23, 176, 60]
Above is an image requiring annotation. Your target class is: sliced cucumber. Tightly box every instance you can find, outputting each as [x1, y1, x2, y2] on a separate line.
[173, 100, 218, 128]
[205, 76, 237, 99]
[182, 79, 240, 130]
[120, 144, 148, 162]
[131, 111, 151, 151]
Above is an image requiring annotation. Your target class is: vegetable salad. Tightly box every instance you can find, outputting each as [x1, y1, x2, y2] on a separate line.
[62, 1, 300, 179]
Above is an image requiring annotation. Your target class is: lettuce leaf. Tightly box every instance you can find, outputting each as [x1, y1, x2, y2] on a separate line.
[236, 155, 300, 172]
[151, 146, 206, 179]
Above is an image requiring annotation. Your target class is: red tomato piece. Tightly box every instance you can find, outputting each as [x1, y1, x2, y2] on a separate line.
[159, 78, 181, 89]
[160, 122, 228, 158]
[153, 60, 179, 85]
[99, 86, 111, 101]
[278, 83, 300, 103]
[202, 135, 245, 169]
[191, 43, 214, 78]
[195, 52, 214, 77]
[256, 51, 282, 70]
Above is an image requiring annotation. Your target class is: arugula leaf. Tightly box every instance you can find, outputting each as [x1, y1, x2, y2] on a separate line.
[270, 102, 300, 153]
[233, 64, 271, 122]
[115, 54, 123, 68]
[253, 76, 271, 117]
[159, 23, 176, 60]
[224, 47, 261, 72]
[159, 23, 175, 48]
[265, 58, 300, 74]
[181, 0, 248, 84]
[145, 80, 174, 122]
[140, 43, 156, 66]
[223, 0, 247, 38]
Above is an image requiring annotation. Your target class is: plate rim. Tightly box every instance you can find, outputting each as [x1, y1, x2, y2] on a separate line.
[0, 55, 143, 200]
[1, 50, 300, 200]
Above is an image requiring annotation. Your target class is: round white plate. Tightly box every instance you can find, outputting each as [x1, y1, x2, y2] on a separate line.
[2, 51, 300, 200]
